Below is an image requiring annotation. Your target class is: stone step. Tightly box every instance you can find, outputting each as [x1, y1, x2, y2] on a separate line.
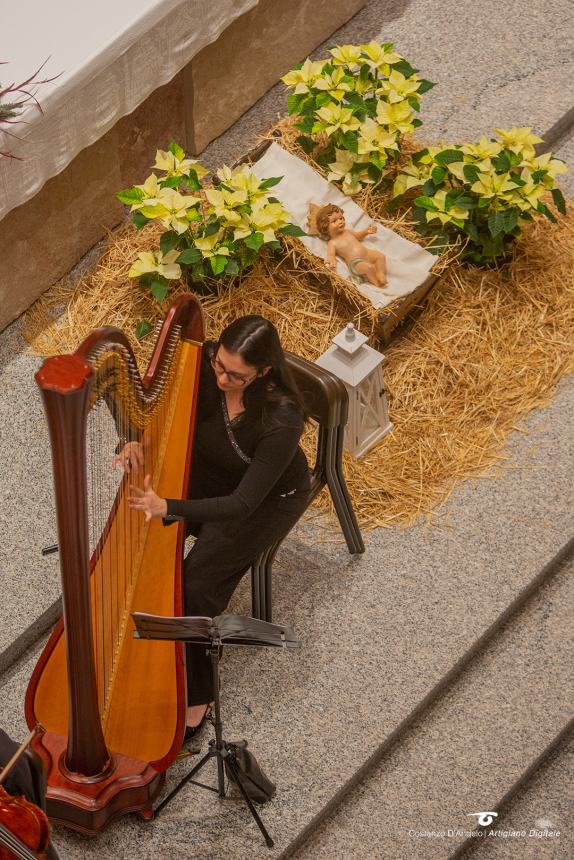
[459, 729, 574, 859]
[287, 546, 574, 860]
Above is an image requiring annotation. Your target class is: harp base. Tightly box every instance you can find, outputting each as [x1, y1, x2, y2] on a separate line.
[32, 729, 165, 834]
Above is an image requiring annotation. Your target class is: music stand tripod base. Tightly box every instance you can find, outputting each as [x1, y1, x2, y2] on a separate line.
[131, 612, 300, 849]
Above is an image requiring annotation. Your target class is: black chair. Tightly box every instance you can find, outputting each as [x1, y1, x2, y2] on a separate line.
[250, 352, 364, 622]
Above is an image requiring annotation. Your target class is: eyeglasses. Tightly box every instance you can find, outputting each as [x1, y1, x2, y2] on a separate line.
[210, 354, 258, 386]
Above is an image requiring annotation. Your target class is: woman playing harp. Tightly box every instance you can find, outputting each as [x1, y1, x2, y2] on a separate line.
[121, 316, 310, 735]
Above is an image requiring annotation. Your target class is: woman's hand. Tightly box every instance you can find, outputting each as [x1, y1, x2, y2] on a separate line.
[128, 475, 168, 522]
[112, 441, 144, 474]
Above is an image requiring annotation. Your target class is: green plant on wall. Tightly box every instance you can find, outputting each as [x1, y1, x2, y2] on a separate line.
[391, 127, 568, 263]
[117, 141, 305, 335]
[282, 41, 434, 194]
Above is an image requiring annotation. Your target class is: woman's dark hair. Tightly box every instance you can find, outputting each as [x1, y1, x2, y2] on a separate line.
[218, 315, 307, 420]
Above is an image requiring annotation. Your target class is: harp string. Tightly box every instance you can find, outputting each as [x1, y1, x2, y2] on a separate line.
[84, 335, 184, 719]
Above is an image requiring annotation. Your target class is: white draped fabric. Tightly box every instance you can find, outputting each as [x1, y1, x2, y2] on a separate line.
[251, 143, 435, 309]
[0, 0, 258, 221]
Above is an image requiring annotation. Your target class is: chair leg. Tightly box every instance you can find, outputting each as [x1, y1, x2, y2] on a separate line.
[325, 427, 365, 554]
[260, 542, 279, 623]
[251, 562, 262, 619]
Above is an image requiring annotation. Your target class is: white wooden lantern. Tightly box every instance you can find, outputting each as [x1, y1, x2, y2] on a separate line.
[315, 323, 393, 458]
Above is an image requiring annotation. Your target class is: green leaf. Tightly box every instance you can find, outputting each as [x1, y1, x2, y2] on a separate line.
[183, 170, 202, 190]
[464, 221, 480, 243]
[176, 248, 202, 265]
[204, 221, 220, 237]
[492, 151, 511, 173]
[539, 203, 557, 224]
[116, 186, 145, 206]
[363, 96, 377, 117]
[393, 60, 416, 78]
[345, 91, 365, 108]
[132, 211, 150, 230]
[445, 191, 475, 210]
[411, 205, 428, 223]
[502, 208, 519, 233]
[150, 279, 169, 304]
[168, 140, 186, 161]
[340, 131, 359, 154]
[488, 210, 506, 237]
[551, 187, 566, 215]
[210, 255, 228, 275]
[462, 163, 480, 184]
[295, 115, 315, 134]
[359, 63, 371, 82]
[421, 179, 436, 197]
[161, 175, 182, 189]
[408, 97, 421, 112]
[531, 169, 546, 183]
[160, 231, 180, 255]
[412, 117, 423, 129]
[367, 162, 383, 181]
[191, 262, 206, 281]
[135, 320, 153, 341]
[412, 148, 428, 165]
[296, 134, 316, 154]
[287, 93, 306, 115]
[244, 231, 265, 252]
[434, 149, 464, 166]
[241, 246, 258, 267]
[279, 223, 306, 237]
[315, 91, 332, 108]
[259, 176, 282, 190]
[414, 195, 438, 211]
[431, 166, 447, 185]
[417, 79, 435, 94]
[225, 259, 240, 276]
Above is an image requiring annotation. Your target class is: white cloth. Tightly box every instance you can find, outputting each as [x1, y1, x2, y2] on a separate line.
[0, 0, 258, 221]
[251, 142, 435, 309]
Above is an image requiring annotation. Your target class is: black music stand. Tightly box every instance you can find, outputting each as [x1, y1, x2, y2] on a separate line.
[131, 612, 300, 848]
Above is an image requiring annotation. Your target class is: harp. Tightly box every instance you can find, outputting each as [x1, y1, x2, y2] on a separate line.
[24, 295, 204, 833]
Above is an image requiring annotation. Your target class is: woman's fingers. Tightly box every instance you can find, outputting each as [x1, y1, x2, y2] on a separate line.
[144, 474, 153, 492]
[131, 444, 144, 471]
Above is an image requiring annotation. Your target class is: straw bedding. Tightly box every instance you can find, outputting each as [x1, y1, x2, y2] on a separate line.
[24, 165, 574, 532]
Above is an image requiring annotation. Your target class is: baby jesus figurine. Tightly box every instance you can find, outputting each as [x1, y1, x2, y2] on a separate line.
[309, 203, 388, 287]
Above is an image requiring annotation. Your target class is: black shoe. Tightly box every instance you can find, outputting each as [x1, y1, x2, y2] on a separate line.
[184, 705, 212, 740]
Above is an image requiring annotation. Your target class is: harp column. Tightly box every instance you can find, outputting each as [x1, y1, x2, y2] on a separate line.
[315, 323, 393, 458]
[36, 354, 110, 777]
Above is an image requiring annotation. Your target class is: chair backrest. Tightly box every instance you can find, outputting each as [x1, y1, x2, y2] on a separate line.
[285, 351, 348, 428]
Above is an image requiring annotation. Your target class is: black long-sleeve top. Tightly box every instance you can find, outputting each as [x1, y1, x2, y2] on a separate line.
[165, 343, 309, 522]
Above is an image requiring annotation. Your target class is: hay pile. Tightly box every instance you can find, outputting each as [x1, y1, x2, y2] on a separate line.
[24, 190, 574, 531]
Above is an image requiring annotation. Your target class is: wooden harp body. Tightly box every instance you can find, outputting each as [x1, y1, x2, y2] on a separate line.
[24, 295, 204, 833]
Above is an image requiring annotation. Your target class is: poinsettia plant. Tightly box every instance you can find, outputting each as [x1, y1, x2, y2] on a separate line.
[391, 127, 568, 263]
[117, 141, 304, 335]
[282, 41, 434, 194]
